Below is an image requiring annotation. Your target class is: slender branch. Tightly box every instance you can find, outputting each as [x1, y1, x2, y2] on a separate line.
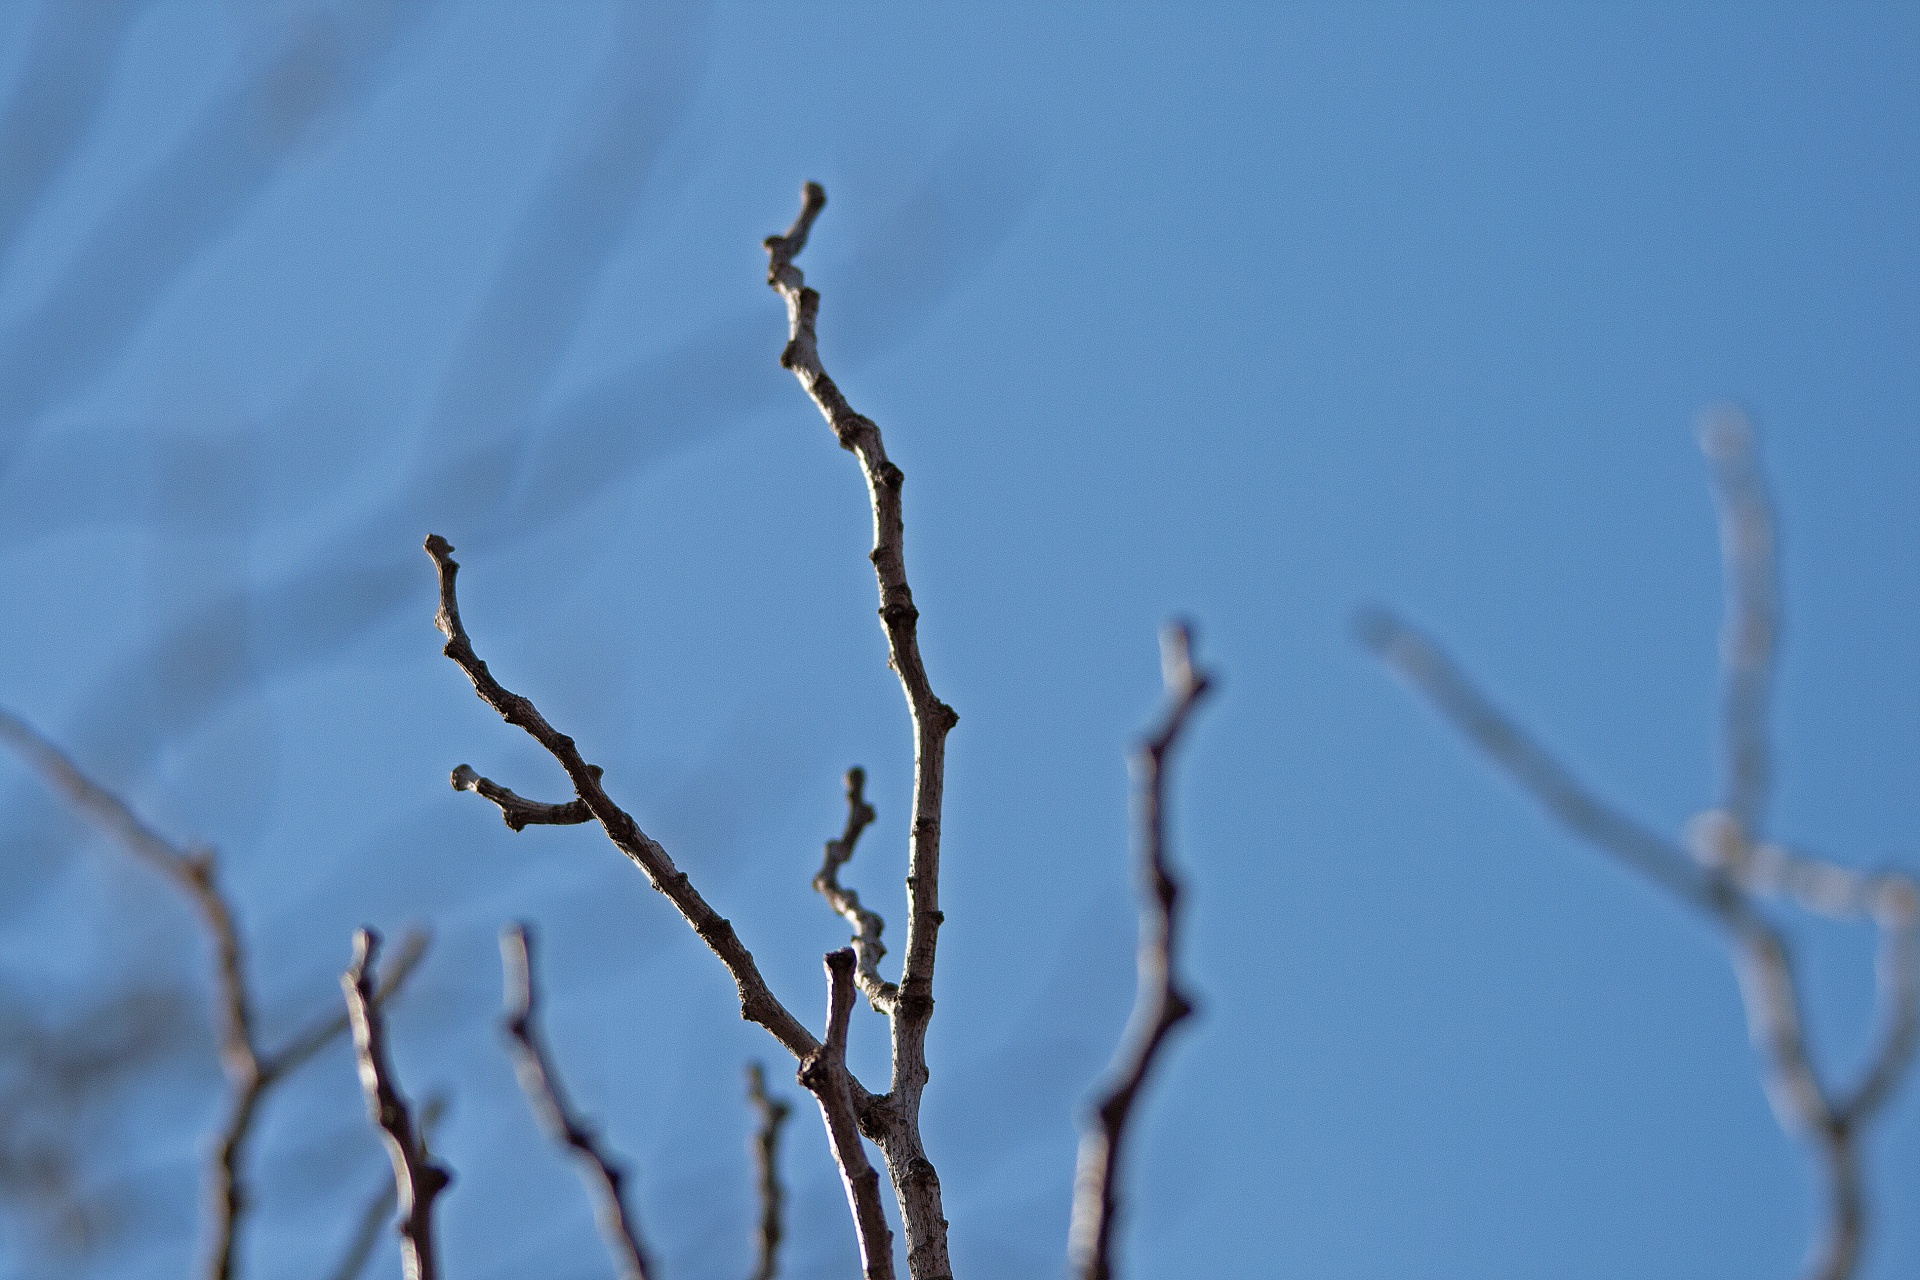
[428, 533, 824, 1069]
[813, 767, 896, 1012]
[745, 1062, 792, 1280]
[1699, 406, 1779, 839]
[799, 949, 895, 1280]
[498, 923, 651, 1280]
[326, 1095, 448, 1280]
[453, 763, 595, 831]
[1839, 879, 1920, 1127]
[766, 181, 957, 1280]
[342, 929, 450, 1280]
[1355, 612, 1714, 912]
[1069, 623, 1213, 1280]
[0, 707, 426, 1280]
[270, 930, 431, 1081]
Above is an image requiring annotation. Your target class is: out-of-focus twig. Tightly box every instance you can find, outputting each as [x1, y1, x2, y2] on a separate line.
[498, 923, 650, 1280]
[0, 707, 427, 1280]
[325, 1094, 447, 1280]
[744, 1062, 791, 1280]
[1068, 623, 1213, 1280]
[1361, 415, 1919, 1280]
[342, 929, 449, 1280]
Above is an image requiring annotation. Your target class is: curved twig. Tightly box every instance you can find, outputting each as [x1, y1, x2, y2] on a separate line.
[342, 929, 450, 1280]
[498, 923, 651, 1280]
[453, 763, 596, 830]
[813, 767, 896, 1012]
[1069, 623, 1214, 1280]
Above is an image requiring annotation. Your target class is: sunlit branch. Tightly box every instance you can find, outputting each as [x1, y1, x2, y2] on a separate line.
[765, 181, 957, 1280]
[812, 767, 895, 1012]
[1069, 623, 1213, 1280]
[799, 949, 895, 1280]
[343, 929, 450, 1280]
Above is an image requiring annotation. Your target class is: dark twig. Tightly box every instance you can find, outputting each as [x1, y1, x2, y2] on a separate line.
[326, 1095, 447, 1280]
[343, 929, 450, 1280]
[766, 181, 958, 1280]
[1068, 623, 1213, 1280]
[429, 534, 826, 1071]
[498, 923, 651, 1280]
[745, 1063, 792, 1280]
[813, 767, 895, 1012]
[1361, 425, 1917, 1280]
[0, 708, 427, 1280]
[453, 763, 595, 831]
[799, 950, 895, 1280]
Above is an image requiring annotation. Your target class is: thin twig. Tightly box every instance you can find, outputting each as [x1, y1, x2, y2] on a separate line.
[498, 923, 651, 1280]
[1068, 622, 1213, 1280]
[765, 181, 957, 1280]
[1699, 406, 1779, 839]
[428, 535, 827, 1073]
[0, 707, 427, 1280]
[326, 1095, 447, 1280]
[453, 763, 595, 831]
[799, 949, 895, 1280]
[813, 767, 895, 1012]
[745, 1062, 792, 1280]
[343, 928, 450, 1280]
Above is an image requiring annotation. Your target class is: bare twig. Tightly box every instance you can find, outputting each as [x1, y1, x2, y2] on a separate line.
[428, 534, 826, 1072]
[326, 1095, 447, 1280]
[453, 763, 595, 831]
[0, 707, 427, 1280]
[766, 181, 957, 1280]
[498, 923, 651, 1280]
[1699, 406, 1779, 839]
[342, 929, 450, 1280]
[1068, 623, 1214, 1280]
[745, 1062, 792, 1280]
[813, 767, 895, 1012]
[799, 949, 895, 1280]
[1361, 425, 1917, 1280]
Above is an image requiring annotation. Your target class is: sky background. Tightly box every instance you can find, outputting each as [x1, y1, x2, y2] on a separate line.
[0, 3, 1915, 1278]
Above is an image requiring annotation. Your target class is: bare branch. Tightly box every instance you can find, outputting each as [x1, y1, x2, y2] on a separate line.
[800, 949, 895, 1280]
[342, 928, 450, 1280]
[428, 533, 824, 1069]
[745, 1062, 792, 1280]
[1839, 879, 1920, 1127]
[766, 181, 957, 1280]
[1354, 611, 1713, 913]
[813, 767, 896, 1013]
[269, 930, 431, 1081]
[498, 923, 651, 1280]
[1699, 406, 1779, 839]
[453, 763, 595, 831]
[326, 1095, 448, 1280]
[0, 706, 430, 1280]
[1069, 622, 1214, 1280]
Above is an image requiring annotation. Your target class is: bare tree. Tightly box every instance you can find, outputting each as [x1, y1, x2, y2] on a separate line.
[1359, 409, 1919, 1280]
[406, 183, 1214, 1280]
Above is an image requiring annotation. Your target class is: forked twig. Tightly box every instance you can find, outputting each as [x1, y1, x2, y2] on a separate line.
[326, 1095, 448, 1280]
[498, 923, 651, 1280]
[342, 929, 450, 1280]
[745, 1062, 792, 1280]
[1361, 414, 1919, 1280]
[0, 708, 427, 1280]
[1069, 623, 1214, 1280]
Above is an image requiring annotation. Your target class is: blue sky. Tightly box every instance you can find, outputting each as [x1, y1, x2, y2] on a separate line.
[0, 3, 1915, 1278]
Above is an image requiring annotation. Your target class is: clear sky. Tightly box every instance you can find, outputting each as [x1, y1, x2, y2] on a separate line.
[0, 4, 1915, 1278]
